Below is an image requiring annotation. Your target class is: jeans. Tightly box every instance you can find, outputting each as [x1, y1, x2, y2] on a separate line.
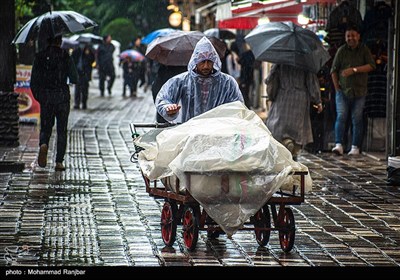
[334, 90, 366, 148]
[39, 102, 70, 163]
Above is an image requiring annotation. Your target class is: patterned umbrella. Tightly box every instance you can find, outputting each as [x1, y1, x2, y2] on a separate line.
[119, 49, 145, 62]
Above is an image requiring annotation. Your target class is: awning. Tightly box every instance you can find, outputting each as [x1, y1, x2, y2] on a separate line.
[217, 0, 336, 30]
[218, 17, 260, 30]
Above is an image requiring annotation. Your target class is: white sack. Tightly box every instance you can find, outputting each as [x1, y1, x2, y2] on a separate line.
[134, 101, 312, 236]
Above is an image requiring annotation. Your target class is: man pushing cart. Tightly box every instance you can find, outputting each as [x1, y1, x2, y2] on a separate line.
[129, 36, 312, 251]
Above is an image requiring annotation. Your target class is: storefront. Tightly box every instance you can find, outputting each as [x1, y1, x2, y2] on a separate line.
[208, 0, 397, 157]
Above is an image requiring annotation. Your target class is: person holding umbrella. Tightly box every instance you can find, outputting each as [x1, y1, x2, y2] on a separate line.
[72, 43, 95, 109]
[245, 21, 331, 160]
[97, 34, 115, 96]
[265, 64, 323, 161]
[155, 36, 243, 123]
[30, 35, 79, 171]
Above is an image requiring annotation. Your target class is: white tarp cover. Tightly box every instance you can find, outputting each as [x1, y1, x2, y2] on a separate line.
[134, 101, 312, 236]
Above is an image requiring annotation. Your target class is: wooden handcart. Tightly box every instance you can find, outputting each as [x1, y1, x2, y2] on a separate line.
[130, 123, 307, 252]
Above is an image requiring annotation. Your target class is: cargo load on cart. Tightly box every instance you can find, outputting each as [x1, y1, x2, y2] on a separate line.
[133, 101, 312, 237]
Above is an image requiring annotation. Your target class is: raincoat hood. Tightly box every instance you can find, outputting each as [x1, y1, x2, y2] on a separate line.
[155, 36, 243, 123]
[188, 36, 221, 77]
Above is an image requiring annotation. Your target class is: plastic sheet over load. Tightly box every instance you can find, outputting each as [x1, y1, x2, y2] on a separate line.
[134, 101, 312, 237]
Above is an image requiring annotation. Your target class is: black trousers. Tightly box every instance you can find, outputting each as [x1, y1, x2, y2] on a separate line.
[39, 102, 70, 163]
[239, 82, 252, 108]
[74, 79, 89, 108]
[99, 69, 115, 94]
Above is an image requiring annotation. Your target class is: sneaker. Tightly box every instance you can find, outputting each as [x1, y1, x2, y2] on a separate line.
[348, 146, 360, 156]
[55, 162, 65, 171]
[38, 144, 48, 167]
[332, 144, 343, 155]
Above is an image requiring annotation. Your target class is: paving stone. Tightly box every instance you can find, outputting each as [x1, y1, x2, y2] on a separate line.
[1, 78, 399, 267]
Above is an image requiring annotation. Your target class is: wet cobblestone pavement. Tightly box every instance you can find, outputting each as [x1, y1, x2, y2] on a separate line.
[1, 77, 399, 270]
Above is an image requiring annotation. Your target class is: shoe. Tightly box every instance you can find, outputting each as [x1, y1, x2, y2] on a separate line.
[38, 144, 48, 167]
[73, 105, 79, 109]
[282, 138, 294, 154]
[55, 162, 65, 171]
[332, 144, 343, 155]
[348, 146, 360, 156]
[108, 88, 112, 95]
[82, 105, 87, 110]
[100, 91, 104, 97]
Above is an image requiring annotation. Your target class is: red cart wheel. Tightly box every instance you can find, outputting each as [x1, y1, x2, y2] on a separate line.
[182, 206, 199, 251]
[278, 207, 295, 252]
[253, 206, 271, 246]
[161, 201, 177, 246]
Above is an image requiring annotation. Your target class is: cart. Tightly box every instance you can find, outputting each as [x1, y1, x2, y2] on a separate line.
[130, 123, 307, 252]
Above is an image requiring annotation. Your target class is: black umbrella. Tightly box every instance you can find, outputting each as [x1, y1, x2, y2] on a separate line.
[69, 33, 103, 45]
[245, 21, 330, 73]
[204, 28, 236, 40]
[145, 31, 226, 66]
[12, 11, 97, 45]
[61, 37, 79, 50]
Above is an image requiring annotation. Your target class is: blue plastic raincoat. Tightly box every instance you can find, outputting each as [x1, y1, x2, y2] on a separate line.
[155, 37, 244, 123]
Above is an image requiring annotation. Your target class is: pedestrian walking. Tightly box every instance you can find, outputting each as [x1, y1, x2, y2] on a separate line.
[120, 56, 137, 97]
[97, 34, 115, 96]
[130, 36, 146, 89]
[237, 42, 255, 108]
[30, 35, 78, 171]
[72, 44, 95, 109]
[155, 36, 244, 123]
[265, 64, 323, 161]
[330, 25, 376, 155]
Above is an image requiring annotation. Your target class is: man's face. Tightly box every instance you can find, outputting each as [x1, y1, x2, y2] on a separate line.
[196, 60, 213, 77]
[345, 30, 360, 49]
